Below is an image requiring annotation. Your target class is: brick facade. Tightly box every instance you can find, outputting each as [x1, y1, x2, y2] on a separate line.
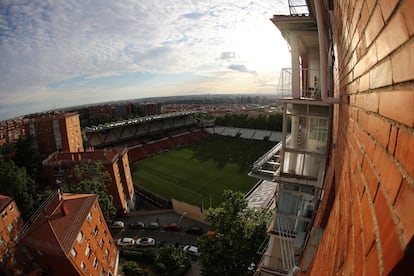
[0, 195, 23, 275]
[305, 0, 414, 274]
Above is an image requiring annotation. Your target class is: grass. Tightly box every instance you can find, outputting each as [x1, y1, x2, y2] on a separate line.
[130, 135, 274, 207]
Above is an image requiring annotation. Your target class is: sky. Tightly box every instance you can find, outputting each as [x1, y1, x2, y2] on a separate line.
[0, 0, 291, 121]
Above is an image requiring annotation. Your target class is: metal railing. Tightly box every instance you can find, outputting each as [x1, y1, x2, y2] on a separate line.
[278, 68, 321, 100]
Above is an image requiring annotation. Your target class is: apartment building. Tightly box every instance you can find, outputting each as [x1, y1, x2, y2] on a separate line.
[0, 195, 23, 275]
[19, 191, 119, 275]
[24, 112, 84, 156]
[0, 118, 26, 143]
[42, 148, 136, 213]
[253, 0, 413, 275]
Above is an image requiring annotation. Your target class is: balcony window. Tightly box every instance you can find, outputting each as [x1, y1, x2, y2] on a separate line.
[7, 223, 13, 232]
[71, 248, 77, 257]
[281, 102, 330, 179]
[85, 245, 91, 258]
[77, 231, 84, 244]
[1, 211, 7, 220]
[93, 225, 99, 236]
[93, 257, 99, 269]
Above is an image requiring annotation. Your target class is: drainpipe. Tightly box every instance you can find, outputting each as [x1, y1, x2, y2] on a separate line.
[314, 0, 340, 104]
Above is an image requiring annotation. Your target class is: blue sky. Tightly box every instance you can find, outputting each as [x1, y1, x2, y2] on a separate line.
[0, 0, 291, 120]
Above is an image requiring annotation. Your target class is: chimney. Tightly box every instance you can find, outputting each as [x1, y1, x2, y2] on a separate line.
[61, 203, 69, 216]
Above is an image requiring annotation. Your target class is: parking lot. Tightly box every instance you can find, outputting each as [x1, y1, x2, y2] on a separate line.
[111, 209, 209, 247]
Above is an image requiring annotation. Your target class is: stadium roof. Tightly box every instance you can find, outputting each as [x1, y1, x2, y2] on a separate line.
[85, 111, 200, 133]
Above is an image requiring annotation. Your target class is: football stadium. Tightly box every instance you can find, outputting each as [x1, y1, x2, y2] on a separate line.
[85, 112, 282, 209]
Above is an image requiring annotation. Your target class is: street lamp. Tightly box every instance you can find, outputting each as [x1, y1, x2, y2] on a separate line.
[178, 212, 187, 224]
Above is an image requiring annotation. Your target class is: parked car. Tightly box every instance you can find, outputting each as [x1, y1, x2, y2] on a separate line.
[146, 222, 160, 230]
[163, 222, 182, 232]
[109, 221, 125, 229]
[136, 237, 156, 247]
[183, 245, 201, 258]
[129, 222, 145, 230]
[186, 226, 204, 235]
[116, 237, 135, 247]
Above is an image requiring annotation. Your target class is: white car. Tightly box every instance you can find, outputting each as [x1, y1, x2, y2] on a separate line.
[183, 245, 201, 257]
[110, 221, 125, 229]
[117, 237, 135, 247]
[136, 237, 156, 247]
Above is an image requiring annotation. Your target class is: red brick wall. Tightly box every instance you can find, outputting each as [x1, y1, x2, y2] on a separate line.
[307, 0, 414, 275]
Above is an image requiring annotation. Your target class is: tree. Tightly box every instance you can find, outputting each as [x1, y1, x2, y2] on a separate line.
[197, 190, 271, 276]
[66, 162, 117, 220]
[0, 158, 38, 219]
[158, 244, 189, 275]
[13, 135, 46, 185]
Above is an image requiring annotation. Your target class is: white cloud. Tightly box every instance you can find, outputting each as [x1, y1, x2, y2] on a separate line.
[0, 0, 290, 120]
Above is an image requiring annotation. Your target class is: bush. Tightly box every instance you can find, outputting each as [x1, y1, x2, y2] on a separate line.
[122, 261, 144, 276]
[153, 263, 167, 275]
[121, 249, 143, 261]
[141, 248, 157, 264]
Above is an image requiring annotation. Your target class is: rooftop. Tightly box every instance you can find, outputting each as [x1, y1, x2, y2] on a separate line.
[20, 192, 97, 256]
[0, 194, 13, 212]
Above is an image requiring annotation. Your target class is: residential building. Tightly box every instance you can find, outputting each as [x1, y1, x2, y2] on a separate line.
[19, 191, 119, 275]
[24, 112, 84, 156]
[253, 0, 413, 275]
[0, 195, 23, 275]
[42, 148, 136, 213]
[0, 118, 26, 143]
[135, 102, 162, 116]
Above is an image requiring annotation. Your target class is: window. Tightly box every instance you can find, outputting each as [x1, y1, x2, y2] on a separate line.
[100, 268, 106, 276]
[0, 236, 3, 246]
[98, 216, 102, 224]
[7, 223, 13, 232]
[87, 212, 92, 223]
[71, 248, 77, 257]
[9, 205, 14, 212]
[85, 245, 91, 258]
[93, 257, 98, 269]
[80, 261, 86, 271]
[93, 225, 99, 236]
[104, 249, 109, 257]
[99, 239, 104, 248]
[77, 231, 84, 244]
[1, 211, 7, 220]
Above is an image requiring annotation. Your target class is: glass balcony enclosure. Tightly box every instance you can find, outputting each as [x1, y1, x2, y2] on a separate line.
[280, 101, 330, 180]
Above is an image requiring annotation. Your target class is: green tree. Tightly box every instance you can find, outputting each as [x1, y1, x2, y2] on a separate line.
[66, 162, 117, 220]
[13, 135, 46, 183]
[158, 244, 189, 275]
[0, 158, 37, 219]
[198, 190, 271, 276]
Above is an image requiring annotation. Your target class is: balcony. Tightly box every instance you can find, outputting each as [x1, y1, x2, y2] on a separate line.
[278, 68, 321, 100]
[249, 141, 282, 181]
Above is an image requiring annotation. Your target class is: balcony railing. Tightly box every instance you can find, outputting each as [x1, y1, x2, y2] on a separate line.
[277, 68, 321, 100]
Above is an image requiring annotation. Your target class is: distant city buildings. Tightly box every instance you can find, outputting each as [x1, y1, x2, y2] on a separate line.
[0, 195, 23, 275]
[0, 118, 26, 144]
[19, 191, 119, 275]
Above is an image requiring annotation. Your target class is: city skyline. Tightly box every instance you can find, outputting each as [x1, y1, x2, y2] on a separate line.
[0, 0, 291, 121]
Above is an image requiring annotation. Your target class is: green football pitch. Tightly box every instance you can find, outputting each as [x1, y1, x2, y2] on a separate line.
[130, 135, 274, 208]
